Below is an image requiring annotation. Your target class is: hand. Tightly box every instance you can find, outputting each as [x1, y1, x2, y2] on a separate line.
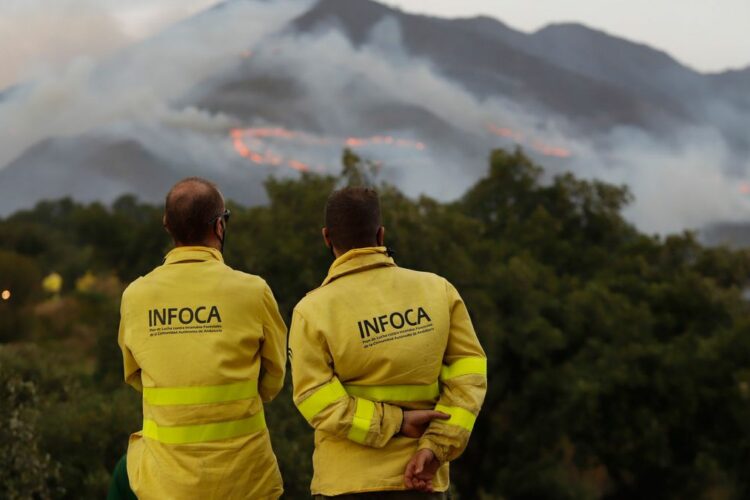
[400, 410, 450, 438]
[404, 448, 441, 492]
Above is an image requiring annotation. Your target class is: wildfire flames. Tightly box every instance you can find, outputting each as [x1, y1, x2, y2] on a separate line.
[487, 123, 572, 158]
[230, 127, 426, 172]
[229, 122, 571, 173]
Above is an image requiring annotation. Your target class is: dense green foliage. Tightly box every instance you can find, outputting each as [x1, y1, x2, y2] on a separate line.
[1, 148, 749, 499]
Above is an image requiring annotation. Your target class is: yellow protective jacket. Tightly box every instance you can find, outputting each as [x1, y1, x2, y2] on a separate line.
[290, 247, 487, 495]
[118, 246, 287, 500]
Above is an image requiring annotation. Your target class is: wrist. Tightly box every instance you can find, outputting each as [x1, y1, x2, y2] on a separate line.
[418, 439, 445, 464]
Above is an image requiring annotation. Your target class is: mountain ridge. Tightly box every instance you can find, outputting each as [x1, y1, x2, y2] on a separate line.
[0, 0, 747, 237]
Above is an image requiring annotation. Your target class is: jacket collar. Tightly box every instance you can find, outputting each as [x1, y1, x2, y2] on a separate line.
[164, 246, 224, 265]
[320, 246, 396, 287]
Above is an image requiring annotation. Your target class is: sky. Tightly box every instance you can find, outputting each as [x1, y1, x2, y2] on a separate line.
[0, 0, 747, 89]
[385, 0, 750, 73]
[0, 0, 217, 88]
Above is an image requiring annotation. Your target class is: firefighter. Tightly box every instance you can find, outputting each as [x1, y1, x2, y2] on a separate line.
[289, 187, 487, 498]
[115, 177, 287, 499]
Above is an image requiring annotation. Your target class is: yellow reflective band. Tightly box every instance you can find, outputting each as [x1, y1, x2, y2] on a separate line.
[297, 379, 348, 421]
[142, 412, 266, 444]
[440, 357, 487, 381]
[435, 404, 477, 431]
[347, 398, 375, 444]
[143, 380, 258, 406]
[344, 382, 439, 402]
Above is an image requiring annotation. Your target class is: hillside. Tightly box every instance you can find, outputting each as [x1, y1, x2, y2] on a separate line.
[0, 0, 747, 237]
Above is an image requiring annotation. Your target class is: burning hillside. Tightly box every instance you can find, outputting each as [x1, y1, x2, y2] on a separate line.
[230, 127, 427, 172]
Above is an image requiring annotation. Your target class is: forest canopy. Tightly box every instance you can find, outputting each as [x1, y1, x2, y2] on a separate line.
[1, 148, 749, 499]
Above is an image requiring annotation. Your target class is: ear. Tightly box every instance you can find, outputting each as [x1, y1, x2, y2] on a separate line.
[162, 214, 170, 235]
[322, 227, 332, 248]
[376, 226, 385, 246]
[215, 217, 225, 238]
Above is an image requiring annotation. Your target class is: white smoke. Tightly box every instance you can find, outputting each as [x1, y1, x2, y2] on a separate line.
[245, 17, 750, 233]
[574, 127, 750, 234]
[1, 2, 748, 235]
[0, 0, 312, 169]
[0, 0, 223, 90]
[243, 17, 574, 199]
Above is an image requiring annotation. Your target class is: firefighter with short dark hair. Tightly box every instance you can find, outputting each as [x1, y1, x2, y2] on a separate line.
[290, 186, 487, 498]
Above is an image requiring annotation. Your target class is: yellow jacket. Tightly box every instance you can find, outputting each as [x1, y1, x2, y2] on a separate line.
[290, 247, 487, 495]
[118, 246, 287, 500]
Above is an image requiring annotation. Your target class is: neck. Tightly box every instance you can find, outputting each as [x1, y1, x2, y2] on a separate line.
[174, 240, 221, 251]
[332, 244, 384, 259]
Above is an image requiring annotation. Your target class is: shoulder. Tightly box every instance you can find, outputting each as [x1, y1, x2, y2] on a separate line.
[222, 267, 282, 313]
[119, 275, 149, 320]
[293, 292, 317, 320]
[394, 266, 449, 288]
[221, 265, 269, 291]
[393, 267, 458, 303]
[293, 281, 338, 323]
[122, 259, 168, 292]
[121, 275, 146, 303]
[395, 266, 443, 280]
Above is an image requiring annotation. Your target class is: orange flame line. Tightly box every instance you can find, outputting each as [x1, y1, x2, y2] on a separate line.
[229, 126, 428, 173]
[487, 123, 571, 158]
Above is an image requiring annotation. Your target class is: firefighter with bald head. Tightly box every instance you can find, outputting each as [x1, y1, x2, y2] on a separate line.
[289, 187, 487, 498]
[114, 177, 287, 499]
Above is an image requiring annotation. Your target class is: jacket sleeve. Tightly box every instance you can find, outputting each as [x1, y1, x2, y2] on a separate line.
[418, 281, 487, 463]
[258, 283, 288, 402]
[118, 294, 142, 392]
[289, 308, 404, 448]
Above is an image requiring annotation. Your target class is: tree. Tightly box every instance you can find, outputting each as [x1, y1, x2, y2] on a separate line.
[0, 347, 62, 499]
[1, 148, 750, 498]
[0, 250, 42, 342]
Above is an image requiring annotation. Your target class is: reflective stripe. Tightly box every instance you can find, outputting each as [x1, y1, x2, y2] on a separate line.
[297, 379, 348, 421]
[142, 412, 266, 444]
[440, 357, 487, 381]
[143, 380, 258, 406]
[344, 382, 439, 402]
[347, 398, 375, 444]
[435, 404, 477, 431]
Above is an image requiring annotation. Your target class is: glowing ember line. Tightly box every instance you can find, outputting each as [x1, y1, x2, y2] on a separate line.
[287, 160, 310, 172]
[229, 126, 428, 172]
[232, 128, 427, 150]
[232, 134, 251, 158]
[487, 123, 571, 158]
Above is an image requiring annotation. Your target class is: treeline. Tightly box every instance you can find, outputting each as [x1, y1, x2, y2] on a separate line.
[1, 149, 750, 499]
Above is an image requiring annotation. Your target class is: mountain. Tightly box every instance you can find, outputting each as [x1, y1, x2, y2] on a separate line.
[0, 0, 748, 236]
[0, 136, 269, 214]
[0, 138, 176, 214]
[291, 0, 660, 130]
[708, 66, 750, 106]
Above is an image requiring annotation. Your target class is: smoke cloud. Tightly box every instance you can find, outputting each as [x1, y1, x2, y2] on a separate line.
[1, 1, 747, 235]
[0, 0, 224, 90]
[579, 127, 750, 234]
[232, 17, 750, 235]
[0, 0, 311, 169]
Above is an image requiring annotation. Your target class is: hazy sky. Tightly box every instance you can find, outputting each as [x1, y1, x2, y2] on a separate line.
[0, 0, 217, 88]
[385, 0, 750, 73]
[1, 0, 747, 89]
